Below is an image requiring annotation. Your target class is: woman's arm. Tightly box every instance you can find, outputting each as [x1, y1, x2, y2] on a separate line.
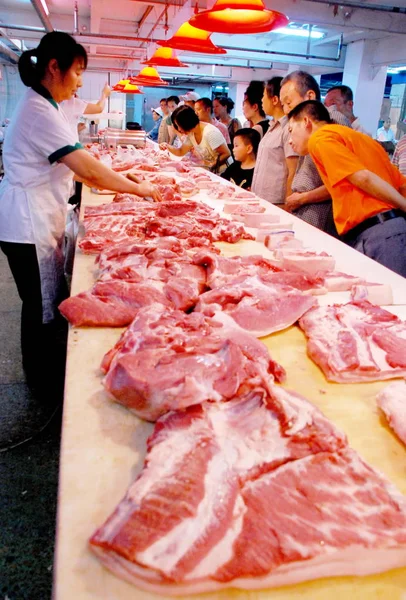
[285, 185, 330, 212]
[84, 83, 111, 114]
[159, 141, 192, 157]
[214, 143, 231, 167]
[61, 149, 162, 200]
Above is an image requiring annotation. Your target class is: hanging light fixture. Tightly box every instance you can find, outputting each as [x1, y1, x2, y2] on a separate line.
[158, 22, 226, 55]
[130, 67, 169, 87]
[189, 0, 288, 35]
[112, 78, 130, 91]
[142, 47, 189, 68]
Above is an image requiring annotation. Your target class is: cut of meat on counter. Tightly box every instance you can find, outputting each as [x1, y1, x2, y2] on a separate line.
[78, 203, 253, 254]
[89, 384, 406, 595]
[351, 283, 394, 306]
[195, 275, 316, 337]
[102, 309, 285, 421]
[193, 250, 326, 294]
[299, 301, 406, 383]
[377, 380, 406, 446]
[59, 280, 173, 327]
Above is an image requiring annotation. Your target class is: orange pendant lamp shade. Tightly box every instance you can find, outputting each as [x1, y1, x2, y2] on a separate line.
[123, 83, 143, 93]
[112, 78, 130, 91]
[142, 47, 189, 68]
[158, 22, 226, 55]
[189, 0, 288, 35]
[130, 67, 168, 87]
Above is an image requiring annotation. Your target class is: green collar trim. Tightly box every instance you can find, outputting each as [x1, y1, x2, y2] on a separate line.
[32, 84, 58, 110]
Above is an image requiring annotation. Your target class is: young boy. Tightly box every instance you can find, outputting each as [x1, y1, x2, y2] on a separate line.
[221, 128, 260, 190]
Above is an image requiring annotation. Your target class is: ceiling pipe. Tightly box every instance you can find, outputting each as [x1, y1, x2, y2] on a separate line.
[222, 34, 344, 63]
[0, 40, 19, 63]
[30, 0, 53, 32]
[138, 6, 154, 31]
[0, 23, 343, 62]
[74, 1, 79, 35]
[138, 8, 166, 48]
[306, 0, 406, 13]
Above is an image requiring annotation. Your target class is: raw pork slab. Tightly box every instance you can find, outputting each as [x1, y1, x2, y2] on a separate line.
[90, 385, 406, 595]
[59, 280, 172, 327]
[193, 250, 326, 294]
[377, 380, 406, 445]
[299, 301, 406, 383]
[195, 276, 316, 337]
[103, 310, 285, 420]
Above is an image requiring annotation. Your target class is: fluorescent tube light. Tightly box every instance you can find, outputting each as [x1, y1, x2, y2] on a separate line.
[40, 0, 49, 15]
[274, 27, 324, 39]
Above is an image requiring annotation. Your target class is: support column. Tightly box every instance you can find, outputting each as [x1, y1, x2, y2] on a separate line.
[342, 39, 387, 136]
[228, 81, 248, 119]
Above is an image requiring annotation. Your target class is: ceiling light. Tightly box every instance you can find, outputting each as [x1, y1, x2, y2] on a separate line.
[142, 47, 188, 68]
[40, 0, 49, 15]
[158, 22, 227, 55]
[130, 67, 169, 86]
[274, 26, 324, 38]
[189, 0, 288, 35]
[387, 66, 406, 74]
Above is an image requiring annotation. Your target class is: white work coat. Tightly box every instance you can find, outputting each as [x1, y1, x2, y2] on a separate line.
[0, 86, 82, 322]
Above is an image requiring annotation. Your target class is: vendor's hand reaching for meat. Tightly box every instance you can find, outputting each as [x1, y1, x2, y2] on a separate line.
[159, 143, 169, 151]
[137, 181, 162, 201]
[285, 192, 306, 213]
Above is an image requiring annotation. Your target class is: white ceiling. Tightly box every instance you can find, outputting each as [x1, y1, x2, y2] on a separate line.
[0, 0, 405, 82]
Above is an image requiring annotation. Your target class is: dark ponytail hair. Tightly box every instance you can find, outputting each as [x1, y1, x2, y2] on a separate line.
[217, 96, 235, 114]
[18, 31, 87, 87]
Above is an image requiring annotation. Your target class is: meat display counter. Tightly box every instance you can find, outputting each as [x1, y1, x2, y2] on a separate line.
[53, 171, 406, 599]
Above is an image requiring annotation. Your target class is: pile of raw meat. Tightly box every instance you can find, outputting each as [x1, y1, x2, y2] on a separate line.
[62, 155, 406, 595]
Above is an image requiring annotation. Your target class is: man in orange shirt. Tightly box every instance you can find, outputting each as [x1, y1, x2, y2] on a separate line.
[288, 100, 406, 277]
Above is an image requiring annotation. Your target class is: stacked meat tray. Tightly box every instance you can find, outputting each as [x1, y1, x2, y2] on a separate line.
[53, 141, 406, 600]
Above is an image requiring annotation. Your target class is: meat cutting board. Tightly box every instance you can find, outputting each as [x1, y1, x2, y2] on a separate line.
[53, 188, 406, 600]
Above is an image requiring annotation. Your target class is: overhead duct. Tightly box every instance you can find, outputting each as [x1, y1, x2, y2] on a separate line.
[30, 0, 53, 32]
[0, 40, 19, 64]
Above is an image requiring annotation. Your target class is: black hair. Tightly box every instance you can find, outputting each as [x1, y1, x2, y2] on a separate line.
[288, 100, 332, 124]
[171, 104, 199, 132]
[18, 31, 87, 88]
[280, 70, 321, 101]
[167, 95, 180, 105]
[214, 96, 235, 114]
[196, 97, 212, 111]
[326, 85, 353, 103]
[244, 80, 266, 118]
[265, 76, 283, 99]
[160, 97, 168, 103]
[233, 127, 261, 157]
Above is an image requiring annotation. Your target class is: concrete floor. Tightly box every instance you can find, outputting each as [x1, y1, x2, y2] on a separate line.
[0, 250, 61, 600]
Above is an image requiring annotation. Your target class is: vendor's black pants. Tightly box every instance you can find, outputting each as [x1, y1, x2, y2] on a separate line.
[0, 241, 68, 402]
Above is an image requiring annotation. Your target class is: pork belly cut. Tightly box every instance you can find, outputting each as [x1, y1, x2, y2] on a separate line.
[103, 311, 285, 420]
[193, 250, 325, 295]
[377, 381, 406, 445]
[84, 201, 152, 218]
[192, 250, 280, 289]
[270, 250, 336, 276]
[195, 276, 317, 337]
[223, 202, 264, 215]
[323, 271, 366, 292]
[59, 280, 172, 327]
[299, 301, 406, 382]
[90, 385, 406, 595]
[351, 283, 393, 306]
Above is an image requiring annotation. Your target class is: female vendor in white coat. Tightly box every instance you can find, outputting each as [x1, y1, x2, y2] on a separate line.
[0, 32, 160, 400]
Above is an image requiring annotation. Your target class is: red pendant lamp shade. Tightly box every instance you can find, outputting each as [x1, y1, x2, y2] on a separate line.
[142, 47, 189, 68]
[112, 80, 143, 93]
[189, 0, 288, 34]
[158, 22, 226, 55]
[130, 67, 169, 87]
